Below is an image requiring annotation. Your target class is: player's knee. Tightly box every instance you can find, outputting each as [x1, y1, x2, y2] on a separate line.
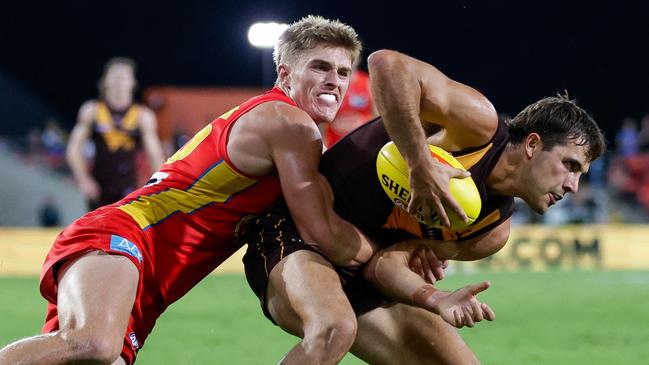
[58, 329, 123, 364]
[304, 315, 357, 358]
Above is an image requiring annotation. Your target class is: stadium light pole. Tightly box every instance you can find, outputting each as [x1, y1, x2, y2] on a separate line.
[248, 22, 288, 87]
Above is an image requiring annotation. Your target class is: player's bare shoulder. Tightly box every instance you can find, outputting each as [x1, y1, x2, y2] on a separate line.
[72, 100, 99, 130]
[78, 100, 98, 121]
[136, 104, 157, 129]
[227, 100, 320, 176]
[239, 100, 321, 145]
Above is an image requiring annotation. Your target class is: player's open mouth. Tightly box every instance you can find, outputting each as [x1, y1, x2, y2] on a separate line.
[549, 193, 562, 205]
[317, 93, 338, 104]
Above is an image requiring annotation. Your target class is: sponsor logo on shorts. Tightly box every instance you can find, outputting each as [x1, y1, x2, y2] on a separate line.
[110, 235, 143, 263]
[128, 331, 140, 349]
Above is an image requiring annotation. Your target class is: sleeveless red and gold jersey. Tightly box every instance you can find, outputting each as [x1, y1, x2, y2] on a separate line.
[111, 87, 293, 303]
[40, 88, 296, 361]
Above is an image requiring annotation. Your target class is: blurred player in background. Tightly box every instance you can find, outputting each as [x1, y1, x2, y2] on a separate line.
[66, 57, 165, 211]
[321, 67, 377, 148]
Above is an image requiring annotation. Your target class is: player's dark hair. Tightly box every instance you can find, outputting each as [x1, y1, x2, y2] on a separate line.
[507, 93, 606, 162]
[98, 57, 137, 96]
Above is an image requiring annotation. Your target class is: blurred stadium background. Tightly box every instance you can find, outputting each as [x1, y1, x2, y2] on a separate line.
[1, 1, 648, 364]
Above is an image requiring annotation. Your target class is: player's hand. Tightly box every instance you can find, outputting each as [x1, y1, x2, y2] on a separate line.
[78, 177, 100, 200]
[408, 159, 470, 227]
[409, 245, 448, 284]
[433, 281, 495, 328]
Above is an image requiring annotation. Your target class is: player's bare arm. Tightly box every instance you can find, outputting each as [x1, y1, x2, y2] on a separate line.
[416, 218, 512, 264]
[368, 49, 498, 228]
[363, 238, 495, 328]
[228, 102, 377, 267]
[66, 100, 100, 200]
[138, 106, 165, 171]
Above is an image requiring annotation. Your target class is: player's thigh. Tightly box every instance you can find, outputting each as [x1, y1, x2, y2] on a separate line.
[267, 250, 355, 337]
[57, 251, 139, 336]
[352, 303, 479, 365]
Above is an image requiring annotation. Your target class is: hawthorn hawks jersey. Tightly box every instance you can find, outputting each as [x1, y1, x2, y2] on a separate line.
[320, 117, 514, 245]
[91, 102, 143, 201]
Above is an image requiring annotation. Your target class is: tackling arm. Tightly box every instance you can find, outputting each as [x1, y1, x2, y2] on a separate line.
[268, 105, 378, 267]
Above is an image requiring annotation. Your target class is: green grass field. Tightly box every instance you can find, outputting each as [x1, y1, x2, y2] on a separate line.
[1, 270, 648, 364]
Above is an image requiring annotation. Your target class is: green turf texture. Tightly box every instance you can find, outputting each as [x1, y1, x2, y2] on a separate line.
[1, 270, 647, 364]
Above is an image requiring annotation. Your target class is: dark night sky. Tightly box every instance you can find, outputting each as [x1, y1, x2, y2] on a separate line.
[1, 0, 648, 141]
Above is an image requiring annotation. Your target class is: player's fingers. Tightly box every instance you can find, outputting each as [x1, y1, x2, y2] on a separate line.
[408, 195, 423, 216]
[482, 303, 496, 321]
[453, 309, 463, 328]
[450, 167, 471, 179]
[463, 306, 475, 327]
[470, 300, 484, 322]
[417, 248, 435, 283]
[442, 192, 469, 223]
[420, 203, 434, 226]
[433, 199, 451, 228]
[411, 256, 424, 279]
[467, 281, 491, 296]
[425, 248, 445, 281]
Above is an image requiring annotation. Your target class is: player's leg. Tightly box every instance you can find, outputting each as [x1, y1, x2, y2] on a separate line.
[267, 250, 358, 365]
[351, 303, 480, 365]
[0, 251, 138, 365]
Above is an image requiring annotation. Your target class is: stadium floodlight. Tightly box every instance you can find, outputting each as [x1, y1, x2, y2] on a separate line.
[247, 22, 288, 48]
[248, 22, 288, 86]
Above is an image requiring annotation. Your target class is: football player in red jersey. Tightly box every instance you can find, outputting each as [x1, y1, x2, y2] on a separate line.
[0, 15, 375, 365]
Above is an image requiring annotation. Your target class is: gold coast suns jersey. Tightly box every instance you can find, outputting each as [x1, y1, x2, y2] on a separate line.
[319, 117, 514, 245]
[101, 88, 293, 303]
[115, 88, 293, 238]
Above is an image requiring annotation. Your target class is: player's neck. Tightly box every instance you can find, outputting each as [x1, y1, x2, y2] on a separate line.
[486, 144, 525, 197]
[105, 96, 133, 112]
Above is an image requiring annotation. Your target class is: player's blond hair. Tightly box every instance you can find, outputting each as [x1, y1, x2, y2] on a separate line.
[273, 15, 362, 71]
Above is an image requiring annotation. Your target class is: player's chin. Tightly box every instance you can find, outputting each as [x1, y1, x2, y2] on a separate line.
[314, 105, 339, 123]
[531, 200, 550, 214]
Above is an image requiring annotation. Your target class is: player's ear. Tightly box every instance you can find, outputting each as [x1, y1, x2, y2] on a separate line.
[277, 64, 291, 90]
[524, 133, 542, 159]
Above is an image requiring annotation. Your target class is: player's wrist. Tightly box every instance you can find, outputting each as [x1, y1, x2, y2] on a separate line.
[412, 283, 447, 314]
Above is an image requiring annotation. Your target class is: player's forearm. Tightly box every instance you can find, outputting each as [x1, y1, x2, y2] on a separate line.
[364, 249, 447, 313]
[288, 174, 377, 267]
[66, 142, 92, 183]
[304, 215, 377, 267]
[368, 50, 432, 170]
[144, 137, 166, 171]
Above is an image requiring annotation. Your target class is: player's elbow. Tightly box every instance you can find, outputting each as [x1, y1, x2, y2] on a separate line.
[363, 251, 398, 289]
[491, 226, 510, 253]
[298, 221, 339, 254]
[368, 50, 403, 75]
